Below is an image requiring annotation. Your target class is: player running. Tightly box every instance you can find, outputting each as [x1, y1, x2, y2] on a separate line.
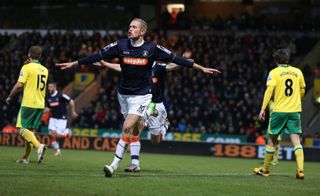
[46, 82, 78, 156]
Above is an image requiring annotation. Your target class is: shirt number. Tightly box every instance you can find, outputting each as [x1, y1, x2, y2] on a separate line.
[284, 79, 293, 97]
[37, 74, 46, 91]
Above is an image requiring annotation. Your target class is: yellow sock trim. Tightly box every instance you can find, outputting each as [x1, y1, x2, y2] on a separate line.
[263, 145, 275, 171]
[294, 145, 304, 172]
[20, 129, 40, 149]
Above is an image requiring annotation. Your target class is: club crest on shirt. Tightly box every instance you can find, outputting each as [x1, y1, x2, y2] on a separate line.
[152, 77, 158, 83]
[142, 50, 149, 57]
[267, 76, 272, 81]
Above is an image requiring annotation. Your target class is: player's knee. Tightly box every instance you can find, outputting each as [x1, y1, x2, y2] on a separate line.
[122, 126, 133, 140]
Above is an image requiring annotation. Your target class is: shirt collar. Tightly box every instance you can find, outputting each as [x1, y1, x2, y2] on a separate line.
[51, 90, 58, 97]
[130, 39, 144, 47]
[278, 64, 289, 67]
[32, 60, 40, 64]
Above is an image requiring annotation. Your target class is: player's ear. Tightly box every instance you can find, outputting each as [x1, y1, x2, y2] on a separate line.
[141, 29, 146, 37]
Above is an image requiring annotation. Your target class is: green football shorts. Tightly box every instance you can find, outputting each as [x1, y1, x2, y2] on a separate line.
[267, 112, 302, 135]
[16, 106, 44, 129]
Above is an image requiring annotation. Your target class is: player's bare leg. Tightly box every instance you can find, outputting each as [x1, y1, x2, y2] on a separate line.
[125, 121, 143, 173]
[104, 114, 140, 177]
[50, 130, 61, 156]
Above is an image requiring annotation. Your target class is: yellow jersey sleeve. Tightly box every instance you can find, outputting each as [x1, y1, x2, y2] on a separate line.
[17, 65, 29, 84]
[299, 70, 306, 88]
[266, 70, 276, 87]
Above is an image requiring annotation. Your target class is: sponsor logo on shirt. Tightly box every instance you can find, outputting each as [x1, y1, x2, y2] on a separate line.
[123, 57, 148, 66]
[123, 51, 130, 55]
[19, 71, 24, 77]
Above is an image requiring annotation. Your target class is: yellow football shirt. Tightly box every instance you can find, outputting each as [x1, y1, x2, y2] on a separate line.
[18, 61, 48, 109]
[266, 64, 306, 112]
[268, 99, 274, 113]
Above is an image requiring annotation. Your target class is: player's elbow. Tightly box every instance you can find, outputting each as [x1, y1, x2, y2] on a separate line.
[16, 82, 24, 90]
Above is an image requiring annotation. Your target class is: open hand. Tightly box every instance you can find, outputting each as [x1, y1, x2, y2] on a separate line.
[5, 97, 11, 105]
[202, 67, 221, 75]
[56, 61, 77, 70]
[93, 60, 105, 67]
[259, 109, 266, 121]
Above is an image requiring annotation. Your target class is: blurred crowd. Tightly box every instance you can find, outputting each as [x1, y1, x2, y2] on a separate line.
[0, 28, 317, 141]
[161, 11, 320, 32]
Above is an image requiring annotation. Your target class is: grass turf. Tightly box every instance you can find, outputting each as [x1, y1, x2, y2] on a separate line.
[0, 146, 319, 196]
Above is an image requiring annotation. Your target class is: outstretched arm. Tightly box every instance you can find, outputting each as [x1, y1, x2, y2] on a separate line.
[56, 53, 102, 70]
[6, 82, 24, 105]
[56, 42, 119, 70]
[166, 51, 193, 72]
[192, 63, 221, 75]
[56, 60, 79, 70]
[165, 63, 180, 72]
[156, 46, 221, 75]
[93, 60, 121, 72]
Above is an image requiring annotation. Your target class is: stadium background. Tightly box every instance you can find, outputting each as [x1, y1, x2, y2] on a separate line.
[1, 0, 320, 157]
[1, 1, 320, 195]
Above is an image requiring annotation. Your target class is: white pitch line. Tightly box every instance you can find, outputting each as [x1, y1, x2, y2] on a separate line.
[0, 172, 291, 177]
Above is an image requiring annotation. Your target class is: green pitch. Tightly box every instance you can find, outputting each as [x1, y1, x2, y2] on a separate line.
[0, 146, 319, 196]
